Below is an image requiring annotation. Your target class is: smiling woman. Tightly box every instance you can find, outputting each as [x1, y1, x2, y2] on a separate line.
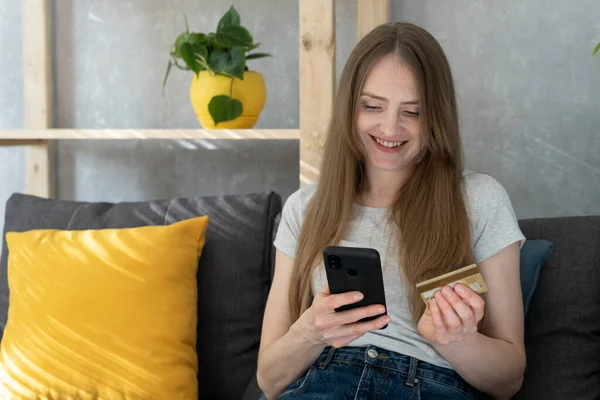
[257, 21, 527, 400]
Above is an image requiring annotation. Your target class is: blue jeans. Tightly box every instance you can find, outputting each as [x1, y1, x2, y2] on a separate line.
[260, 345, 488, 399]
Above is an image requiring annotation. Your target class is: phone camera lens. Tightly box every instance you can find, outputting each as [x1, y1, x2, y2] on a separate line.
[328, 255, 342, 270]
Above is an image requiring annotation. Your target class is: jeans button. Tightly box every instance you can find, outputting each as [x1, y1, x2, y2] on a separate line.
[367, 348, 378, 358]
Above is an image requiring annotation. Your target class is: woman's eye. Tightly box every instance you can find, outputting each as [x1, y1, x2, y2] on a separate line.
[404, 111, 419, 118]
[362, 104, 381, 111]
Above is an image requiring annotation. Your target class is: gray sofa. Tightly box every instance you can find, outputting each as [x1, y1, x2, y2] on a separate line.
[0, 191, 599, 399]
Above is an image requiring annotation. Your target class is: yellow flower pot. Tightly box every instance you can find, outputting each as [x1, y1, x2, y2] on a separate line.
[189, 71, 266, 129]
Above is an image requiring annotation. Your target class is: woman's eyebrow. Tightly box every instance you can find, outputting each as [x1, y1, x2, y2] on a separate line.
[361, 92, 388, 101]
[360, 92, 418, 105]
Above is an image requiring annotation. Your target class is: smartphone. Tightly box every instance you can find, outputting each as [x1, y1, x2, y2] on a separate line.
[322, 245, 387, 328]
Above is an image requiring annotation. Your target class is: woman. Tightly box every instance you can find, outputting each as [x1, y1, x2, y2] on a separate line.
[257, 22, 526, 399]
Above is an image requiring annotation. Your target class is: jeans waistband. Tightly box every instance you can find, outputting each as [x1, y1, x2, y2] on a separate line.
[313, 345, 466, 388]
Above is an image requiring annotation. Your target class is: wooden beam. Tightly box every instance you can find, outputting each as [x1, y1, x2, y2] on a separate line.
[358, 0, 391, 39]
[0, 129, 300, 140]
[22, 0, 52, 197]
[299, 0, 335, 185]
[0, 140, 47, 147]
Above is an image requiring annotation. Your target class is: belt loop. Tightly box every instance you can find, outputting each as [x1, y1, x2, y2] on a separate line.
[405, 357, 419, 387]
[317, 346, 336, 370]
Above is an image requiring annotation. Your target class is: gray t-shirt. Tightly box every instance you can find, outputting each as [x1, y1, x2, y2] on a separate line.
[274, 170, 526, 370]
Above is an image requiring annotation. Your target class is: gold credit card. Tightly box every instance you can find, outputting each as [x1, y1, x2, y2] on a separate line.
[416, 264, 487, 305]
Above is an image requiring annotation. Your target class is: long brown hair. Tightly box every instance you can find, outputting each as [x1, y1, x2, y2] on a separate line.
[290, 22, 475, 324]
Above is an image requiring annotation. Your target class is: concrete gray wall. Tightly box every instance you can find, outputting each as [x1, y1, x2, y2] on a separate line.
[1, 0, 599, 238]
[0, 0, 26, 228]
[394, 0, 600, 220]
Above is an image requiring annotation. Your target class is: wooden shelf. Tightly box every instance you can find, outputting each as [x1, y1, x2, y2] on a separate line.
[0, 139, 47, 147]
[0, 129, 300, 142]
[8, 0, 390, 196]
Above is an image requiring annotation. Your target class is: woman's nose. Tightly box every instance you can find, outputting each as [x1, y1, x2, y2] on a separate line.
[379, 112, 398, 137]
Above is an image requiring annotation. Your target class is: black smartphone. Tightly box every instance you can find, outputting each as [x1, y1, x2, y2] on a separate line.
[322, 245, 387, 328]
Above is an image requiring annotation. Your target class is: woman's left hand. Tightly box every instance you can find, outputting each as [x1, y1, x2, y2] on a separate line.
[417, 283, 485, 346]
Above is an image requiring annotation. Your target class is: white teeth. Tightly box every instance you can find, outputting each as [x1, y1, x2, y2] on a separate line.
[375, 137, 404, 148]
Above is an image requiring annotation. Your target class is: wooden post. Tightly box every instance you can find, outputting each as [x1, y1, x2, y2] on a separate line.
[358, 0, 391, 39]
[22, 0, 52, 198]
[299, 0, 335, 185]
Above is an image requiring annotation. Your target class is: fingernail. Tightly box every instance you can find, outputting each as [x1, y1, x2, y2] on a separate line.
[354, 293, 364, 301]
[455, 284, 465, 294]
[443, 286, 453, 296]
[377, 306, 386, 313]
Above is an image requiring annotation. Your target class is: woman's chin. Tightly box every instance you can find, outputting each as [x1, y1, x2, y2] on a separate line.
[368, 159, 413, 173]
[366, 150, 423, 173]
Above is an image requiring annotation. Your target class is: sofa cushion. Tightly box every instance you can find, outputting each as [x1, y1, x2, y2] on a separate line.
[2, 217, 208, 398]
[515, 216, 600, 400]
[240, 211, 282, 400]
[519, 239, 553, 315]
[0, 192, 282, 400]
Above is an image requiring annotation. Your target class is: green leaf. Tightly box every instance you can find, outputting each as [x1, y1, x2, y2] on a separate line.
[162, 60, 173, 95]
[217, 5, 241, 31]
[192, 43, 208, 61]
[190, 33, 206, 45]
[194, 53, 208, 72]
[173, 32, 205, 58]
[208, 47, 246, 79]
[246, 52, 271, 60]
[593, 42, 600, 57]
[208, 51, 226, 72]
[229, 47, 246, 78]
[173, 32, 192, 57]
[216, 25, 254, 48]
[206, 33, 228, 50]
[180, 42, 201, 74]
[209, 95, 243, 126]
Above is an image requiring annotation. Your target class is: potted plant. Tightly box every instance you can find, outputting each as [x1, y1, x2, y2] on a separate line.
[163, 5, 271, 128]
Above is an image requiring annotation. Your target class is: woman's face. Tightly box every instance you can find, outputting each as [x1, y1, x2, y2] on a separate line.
[356, 54, 424, 175]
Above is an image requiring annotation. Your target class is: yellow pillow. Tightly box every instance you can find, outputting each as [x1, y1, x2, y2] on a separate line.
[0, 216, 208, 399]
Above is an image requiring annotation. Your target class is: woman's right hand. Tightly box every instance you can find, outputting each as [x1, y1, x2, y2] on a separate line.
[296, 282, 391, 349]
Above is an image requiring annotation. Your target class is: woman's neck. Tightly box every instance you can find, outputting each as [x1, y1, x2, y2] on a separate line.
[357, 168, 411, 208]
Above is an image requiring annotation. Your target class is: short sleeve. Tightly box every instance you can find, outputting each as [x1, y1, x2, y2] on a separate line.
[473, 176, 526, 263]
[273, 189, 305, 258]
